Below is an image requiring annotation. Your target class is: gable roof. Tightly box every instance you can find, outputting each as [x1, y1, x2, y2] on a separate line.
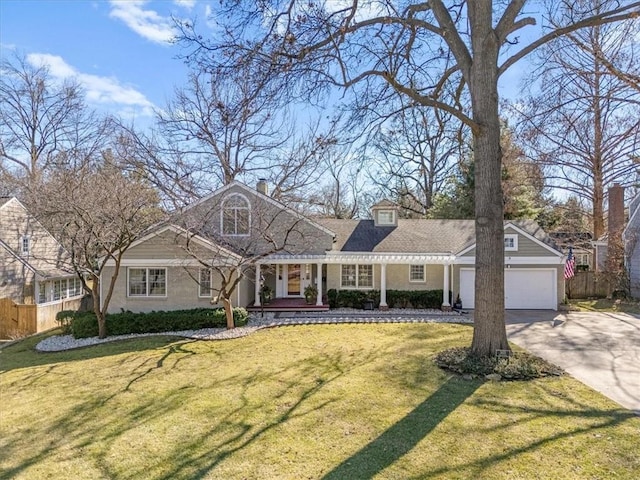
[125, 224, 242, 261]
[0, 196, 75, 278]
[318, 218, 476, 254]
[181, 181, 336, 238]
[317, 218, 561, 256]
[0, 197, 13, 209]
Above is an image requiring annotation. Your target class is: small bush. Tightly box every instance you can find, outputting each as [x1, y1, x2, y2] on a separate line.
[55, 310, 78, 335]
[327, 289, 450, 309]
[434, 347, 563, 380]
[71, 307, 249, 339]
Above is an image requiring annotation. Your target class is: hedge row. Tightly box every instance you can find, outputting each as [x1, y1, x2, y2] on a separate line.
[69, 307, 249, 339]
[327, 289, 451, 309]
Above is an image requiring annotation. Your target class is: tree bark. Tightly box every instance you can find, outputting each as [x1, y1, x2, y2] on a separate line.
[222, 296, 235, 329]
[468, 2, 510, 356]
[91, 281, 107, 339]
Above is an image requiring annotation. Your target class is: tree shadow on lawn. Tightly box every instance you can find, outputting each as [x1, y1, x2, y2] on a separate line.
[0, 332, 189, 373]
[321, 376, 482, 480]
[0, 340, 381, 480]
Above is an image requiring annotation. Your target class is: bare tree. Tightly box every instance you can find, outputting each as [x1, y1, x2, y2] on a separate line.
[370, 105, 464, 217]
[513, 0, 640, 239]
[34, 147, 163, 338]
[307, 144, 368, 219]
[177, 1, 640, 356]
[157, 66, 289, 186]
[0, 54, 109, 193]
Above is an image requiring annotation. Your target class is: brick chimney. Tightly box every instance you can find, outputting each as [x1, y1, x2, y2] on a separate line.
[608, 183, 625, 236]
[256, 179, 268, 196]
[606, 183, 625, 273]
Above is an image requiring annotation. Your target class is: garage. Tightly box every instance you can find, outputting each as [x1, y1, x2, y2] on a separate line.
[459, 268, 557, 310]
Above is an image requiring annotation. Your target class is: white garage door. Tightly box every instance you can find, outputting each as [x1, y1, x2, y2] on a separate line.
[459, 268, 557, 310]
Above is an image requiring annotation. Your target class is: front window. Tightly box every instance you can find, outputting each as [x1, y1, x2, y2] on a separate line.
[410, 265, 426, 282]
[341, 264, 373, 289]
[222, 194, 250, 235]
[38, 282, 47, 303]
[53, 279, 63, 301]
[504, 234, 518, 251]
[128, 268, 167, 297]
[69, 277, 82, 297]
[199, 268, 212, 297]
[21, 236, 30, 255]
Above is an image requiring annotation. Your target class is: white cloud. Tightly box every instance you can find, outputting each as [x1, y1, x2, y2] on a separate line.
[26, 53, 155, 118]
[108, 0, 175, 45]
[174, 0, 196, 9]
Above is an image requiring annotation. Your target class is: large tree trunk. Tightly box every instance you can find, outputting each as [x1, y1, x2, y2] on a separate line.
[468, 4, 510, 356]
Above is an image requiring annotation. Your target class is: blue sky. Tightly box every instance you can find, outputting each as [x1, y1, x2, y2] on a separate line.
[0, 0, 202, 124]
[1, 0, 538, 127]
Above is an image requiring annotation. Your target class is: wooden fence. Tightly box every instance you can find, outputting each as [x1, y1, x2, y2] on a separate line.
[0, 296, 84, 339]
[566, 271, 613, 299]
[0, 298, 36, 339]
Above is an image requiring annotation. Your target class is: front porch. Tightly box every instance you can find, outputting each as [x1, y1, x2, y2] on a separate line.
[247, 297, 330, 313]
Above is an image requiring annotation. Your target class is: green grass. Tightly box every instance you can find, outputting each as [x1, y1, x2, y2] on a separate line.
[1, 324, 639, 479]
[571, 298, 640, 315]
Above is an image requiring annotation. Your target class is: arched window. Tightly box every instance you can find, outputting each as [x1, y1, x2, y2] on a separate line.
[221, 194, 250, 235]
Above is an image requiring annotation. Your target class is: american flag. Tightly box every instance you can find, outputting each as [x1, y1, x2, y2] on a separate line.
[564, 246, 576, 280]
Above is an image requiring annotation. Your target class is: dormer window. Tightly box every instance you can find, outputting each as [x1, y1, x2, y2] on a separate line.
[372, 200, 399, 227]
[21, 236, 30, 255]
[221, 193, 250, 236]
[377, 210, 395, 226]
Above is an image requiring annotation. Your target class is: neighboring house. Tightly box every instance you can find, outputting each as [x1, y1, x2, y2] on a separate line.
[0, 197, 84, 336]
[624, 192, 640, 299]
[101, 181, 565, 313]
[548, 232, 593, 270]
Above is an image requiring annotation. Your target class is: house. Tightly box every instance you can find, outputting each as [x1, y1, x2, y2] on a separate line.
[100, 181, 566, 314]
[548, 232, 593, 270]
[0, 197, 84, 336]
[624, 191, 640, 299]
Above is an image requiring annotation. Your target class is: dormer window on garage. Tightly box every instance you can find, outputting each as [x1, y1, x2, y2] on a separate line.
[221, 193, 250, 236]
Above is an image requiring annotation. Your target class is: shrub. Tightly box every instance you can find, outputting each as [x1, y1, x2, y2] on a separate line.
[55, 310, 78, 335]
[327, 289, 450, 309]
[71, 307, 249, 339]
[434, 347, 564, 380]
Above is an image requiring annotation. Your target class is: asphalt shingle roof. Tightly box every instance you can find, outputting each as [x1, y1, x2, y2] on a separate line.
[316, 218, 560, 254]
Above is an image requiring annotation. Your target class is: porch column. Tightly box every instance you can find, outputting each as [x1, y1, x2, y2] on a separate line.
[254, 264, 261, 307]
[380, 263, 388, 309]
[316, 263, 323, 306]
[442, 263, 451, 309]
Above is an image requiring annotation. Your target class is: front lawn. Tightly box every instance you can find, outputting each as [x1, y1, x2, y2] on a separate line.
[570, 298, 640, 315]
[1, 324, 638, 479]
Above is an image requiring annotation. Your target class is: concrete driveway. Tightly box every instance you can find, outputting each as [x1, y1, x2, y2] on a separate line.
[503, 310, 640, 415]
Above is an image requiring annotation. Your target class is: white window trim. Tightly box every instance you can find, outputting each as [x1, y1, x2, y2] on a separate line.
[20, 236, 30, 255]
[409, 264, 426, 283]
[340, 264, 374, 289]
[220, 193, 251, 237]
[377, 210, 395, 226]
[504, 234, 518, 252]
[127, 267, 168, 298]
[198, 268, 213, 298]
